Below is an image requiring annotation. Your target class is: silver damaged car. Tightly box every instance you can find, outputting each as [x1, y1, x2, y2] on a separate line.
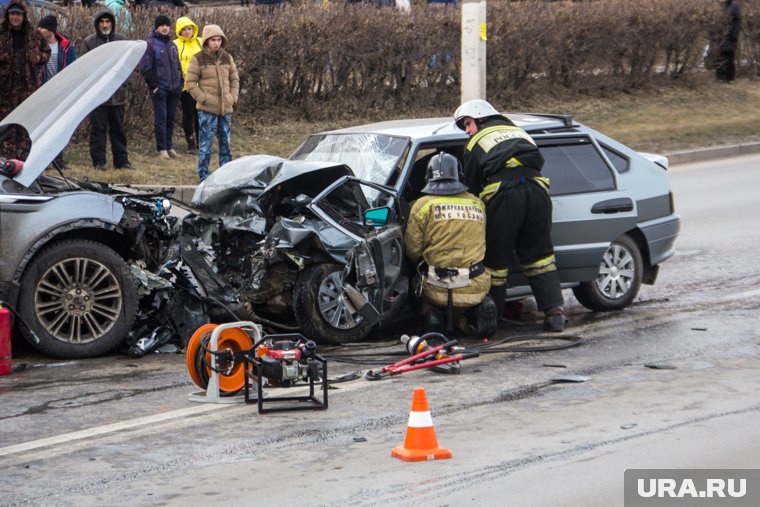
[0, 41, 182, 358]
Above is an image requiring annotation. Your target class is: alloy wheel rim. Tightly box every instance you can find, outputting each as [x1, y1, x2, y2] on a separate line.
[317, 271, 362, 330]
[595, 243, 635, 300]
[34, 257, 122, 343]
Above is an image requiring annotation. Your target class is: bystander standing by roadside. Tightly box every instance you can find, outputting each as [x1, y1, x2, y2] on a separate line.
[37, 14, 76, 169]
[0, 0, 50, 159]
[185, 24, 239, 182]
[715, 0, 742, 83]
[81, 8, 134, 171]
[173, 15, 202, 154]
[140, 14, 183, 160]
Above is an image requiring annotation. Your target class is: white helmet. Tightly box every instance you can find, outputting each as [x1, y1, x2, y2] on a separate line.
[454, 99, 505, 130]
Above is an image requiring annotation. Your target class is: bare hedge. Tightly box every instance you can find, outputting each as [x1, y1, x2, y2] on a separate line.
[44, 0, 760, 138]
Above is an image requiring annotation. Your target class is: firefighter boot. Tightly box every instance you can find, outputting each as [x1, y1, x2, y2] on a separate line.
[421, 301, 444, 331]
[489, 284, 508, 327]
[474, 295, 497, 337]
[544, 306, 566, 332]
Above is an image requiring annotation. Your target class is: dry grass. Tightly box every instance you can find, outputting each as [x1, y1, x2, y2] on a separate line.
[55, 76, 760, 186]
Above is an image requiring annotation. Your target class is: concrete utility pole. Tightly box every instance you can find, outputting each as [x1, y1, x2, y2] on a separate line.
[460, 0, 487, 103]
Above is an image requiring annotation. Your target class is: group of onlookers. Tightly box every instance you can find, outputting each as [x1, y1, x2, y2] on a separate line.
[0, 1, 238, 181]
[138, 12, 239, 181]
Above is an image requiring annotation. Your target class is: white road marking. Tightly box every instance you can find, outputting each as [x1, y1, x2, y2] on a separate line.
[0, 403, 226, 457]
[0, 375, 375, 458]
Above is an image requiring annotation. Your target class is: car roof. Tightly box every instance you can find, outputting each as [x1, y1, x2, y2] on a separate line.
[320, 113, 576, 140]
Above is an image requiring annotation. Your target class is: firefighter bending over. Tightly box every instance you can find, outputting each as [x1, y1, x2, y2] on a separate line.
[454, 99, 566, 332]
[404, 152, 498, 336]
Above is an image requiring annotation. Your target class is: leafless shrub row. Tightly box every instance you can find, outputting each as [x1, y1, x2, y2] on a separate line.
[50, 0, 759, 137]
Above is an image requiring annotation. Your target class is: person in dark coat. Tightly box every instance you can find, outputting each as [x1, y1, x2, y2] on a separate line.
[140, 14, 183, 159]
[0, 0, 50, 159]
[81, 8, 133, 170]
[716, 0, 742, 82]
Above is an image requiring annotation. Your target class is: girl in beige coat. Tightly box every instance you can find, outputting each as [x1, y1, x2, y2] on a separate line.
[185, 24, 239, 181]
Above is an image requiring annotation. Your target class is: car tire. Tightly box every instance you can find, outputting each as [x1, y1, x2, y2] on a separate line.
[572, 234, 643, 311]
[18, 239, 137, 358]
[292, 263, 373, 345]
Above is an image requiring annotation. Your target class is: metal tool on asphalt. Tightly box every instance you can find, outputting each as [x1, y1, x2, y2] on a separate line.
[365, 333, 479, 380]
[402, 334, 461, 374]
[186, 321, 327, 413]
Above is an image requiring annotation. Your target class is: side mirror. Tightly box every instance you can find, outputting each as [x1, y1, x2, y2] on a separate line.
[363, 206, 391, 228]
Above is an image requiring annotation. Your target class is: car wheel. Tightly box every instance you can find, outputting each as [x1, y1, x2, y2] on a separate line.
[572, 234, 643, 311]
[18, 239, 137, 358]
[293, 263, 373, 345]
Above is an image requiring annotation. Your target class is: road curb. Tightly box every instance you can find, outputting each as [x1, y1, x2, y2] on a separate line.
[666, 141, 760, 165]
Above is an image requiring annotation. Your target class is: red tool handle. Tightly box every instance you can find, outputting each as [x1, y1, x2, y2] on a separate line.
[382, 339, 458, 373]
[387, 351, 479, 376]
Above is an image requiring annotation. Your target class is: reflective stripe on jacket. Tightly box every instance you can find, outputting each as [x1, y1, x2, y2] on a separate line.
[405, 192, 490, 308]
[463, 118, 545, 197]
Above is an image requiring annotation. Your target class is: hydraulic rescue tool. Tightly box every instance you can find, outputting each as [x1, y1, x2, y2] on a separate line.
[186, 322, 327, 413]
[365, 333, 479, 380]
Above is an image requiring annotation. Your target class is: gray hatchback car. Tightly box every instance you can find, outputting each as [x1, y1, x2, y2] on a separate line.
[183, 114, 680, 345]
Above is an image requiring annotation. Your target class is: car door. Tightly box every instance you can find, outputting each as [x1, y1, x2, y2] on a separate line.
[307, 176, 409, 324]
[530, 134, 640, 285]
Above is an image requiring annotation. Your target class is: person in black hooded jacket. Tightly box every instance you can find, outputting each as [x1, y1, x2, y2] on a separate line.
[81, 8, 133, 170]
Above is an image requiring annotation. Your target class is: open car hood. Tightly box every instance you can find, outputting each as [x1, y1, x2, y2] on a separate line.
[1, 40, 147, 187]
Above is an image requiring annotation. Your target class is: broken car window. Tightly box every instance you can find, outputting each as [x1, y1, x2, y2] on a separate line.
[291, 133, 408, 186]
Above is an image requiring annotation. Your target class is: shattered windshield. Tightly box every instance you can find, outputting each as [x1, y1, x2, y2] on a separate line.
[290, 133, 408, 185]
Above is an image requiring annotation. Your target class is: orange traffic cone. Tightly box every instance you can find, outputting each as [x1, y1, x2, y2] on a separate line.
[391, 387, 452, 462]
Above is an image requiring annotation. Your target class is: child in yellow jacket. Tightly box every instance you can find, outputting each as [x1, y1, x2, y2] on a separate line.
[173, 16, 203, 154]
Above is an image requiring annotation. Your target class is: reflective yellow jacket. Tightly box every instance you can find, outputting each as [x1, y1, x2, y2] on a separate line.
[405, 192, 490, 308]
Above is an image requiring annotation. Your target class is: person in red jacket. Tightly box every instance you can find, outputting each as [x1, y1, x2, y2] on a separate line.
[37, 14, 76, 169]
[37, 15, 76, 84]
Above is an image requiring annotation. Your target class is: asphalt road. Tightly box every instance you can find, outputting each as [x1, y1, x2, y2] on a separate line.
[1, 154, 759, 507]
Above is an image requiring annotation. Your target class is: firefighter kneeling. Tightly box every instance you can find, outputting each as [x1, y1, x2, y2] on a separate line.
[404, 153, 498, 336]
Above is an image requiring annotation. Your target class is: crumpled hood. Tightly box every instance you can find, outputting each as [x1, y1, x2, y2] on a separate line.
[191, 155, 353, 234]
[1, 40, 147, 187]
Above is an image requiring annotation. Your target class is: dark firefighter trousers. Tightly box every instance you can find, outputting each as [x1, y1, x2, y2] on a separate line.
[483, 179, 564, 313]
